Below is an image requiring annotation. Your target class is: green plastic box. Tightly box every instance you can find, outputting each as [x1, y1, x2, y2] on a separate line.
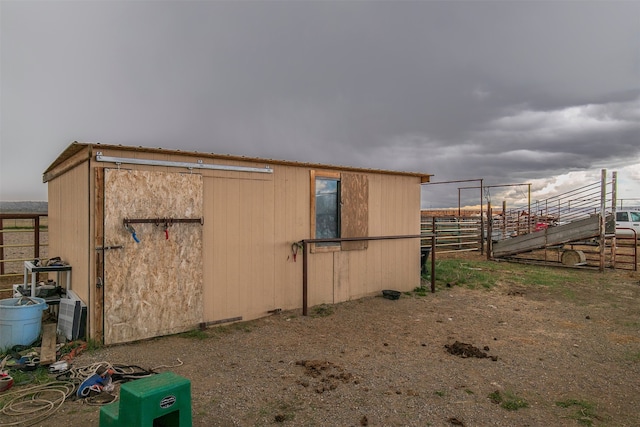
[100, 371, 192, 427]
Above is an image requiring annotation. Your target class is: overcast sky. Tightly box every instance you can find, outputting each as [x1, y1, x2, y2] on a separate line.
[1, 0, 639, 209]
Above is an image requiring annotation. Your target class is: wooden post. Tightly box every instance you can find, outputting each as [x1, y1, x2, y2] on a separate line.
[39, 323, 57, 365]
[95, 168, 105, 343]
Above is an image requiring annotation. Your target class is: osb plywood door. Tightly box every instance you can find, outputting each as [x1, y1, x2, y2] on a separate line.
[103, 169, 203, 345]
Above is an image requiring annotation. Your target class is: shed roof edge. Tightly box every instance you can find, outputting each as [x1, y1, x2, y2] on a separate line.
[44, 141, 432, 180]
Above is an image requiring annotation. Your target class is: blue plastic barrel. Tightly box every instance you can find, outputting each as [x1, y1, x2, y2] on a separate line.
[0, 297, 47, 351]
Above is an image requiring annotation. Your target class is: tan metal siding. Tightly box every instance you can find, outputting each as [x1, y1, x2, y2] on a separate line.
[202, 174, 278, 324]
[273, 166, 309, 310]
[307, 252, 334, 305]
[306, 172, 421, 307]
[47, 145, 423, 341]
[361, 174, 421, 298]
[47, 161, 90, 305]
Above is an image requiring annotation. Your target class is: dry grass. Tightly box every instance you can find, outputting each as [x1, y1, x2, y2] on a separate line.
[19, 258, 638, 427]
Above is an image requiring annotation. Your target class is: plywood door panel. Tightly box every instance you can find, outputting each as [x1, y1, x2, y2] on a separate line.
[341, 173, 368, 251]
[103, 169, 203, 345]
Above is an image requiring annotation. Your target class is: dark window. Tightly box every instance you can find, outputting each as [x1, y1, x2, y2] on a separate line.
[315, 177, 340, 246]
[617, 212, 628, 222]
[310, 171, 368, 252]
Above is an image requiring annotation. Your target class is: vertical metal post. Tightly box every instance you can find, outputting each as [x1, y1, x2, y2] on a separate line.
[430, 234, 436, 293]
[432, 217, 436, 250]
[527, 183, 532, 234]
[34, 216, 40, 260]
[487, 201, 492, 260]
[480, 179, 484, 255]
[611, 172, 617, 268]
[0, 218, 4, 276]
[599, 169, 607, 272]
[545, 199, 548, 217]
[458, 189, 461, 218]
[558, 199, 561, 221]
[302, 241, 308, 316]
[502, 200, 507, 240]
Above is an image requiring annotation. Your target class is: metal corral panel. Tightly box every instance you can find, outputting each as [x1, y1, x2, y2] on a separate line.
[493, 215, 600, 258]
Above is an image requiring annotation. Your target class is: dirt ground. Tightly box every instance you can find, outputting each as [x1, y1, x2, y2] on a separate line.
[3, 253, 638, 427]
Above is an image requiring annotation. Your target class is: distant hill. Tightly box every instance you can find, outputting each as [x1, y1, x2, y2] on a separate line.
[0, 201, 48, 213]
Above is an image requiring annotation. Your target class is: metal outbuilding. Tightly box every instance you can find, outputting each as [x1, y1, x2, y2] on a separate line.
[43, 142, 431, 345]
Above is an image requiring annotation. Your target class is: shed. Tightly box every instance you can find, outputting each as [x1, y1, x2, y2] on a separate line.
[44, 142, 431, 345]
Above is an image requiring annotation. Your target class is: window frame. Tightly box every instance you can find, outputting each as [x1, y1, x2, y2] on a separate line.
[310, 170, 369, 253]
[310, 170, 342, 253]
[617, 212, 629, 222]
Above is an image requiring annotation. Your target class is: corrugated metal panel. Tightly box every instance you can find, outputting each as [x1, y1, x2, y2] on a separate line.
[46, 161, 90, 309]
[202, 173, 279, 323]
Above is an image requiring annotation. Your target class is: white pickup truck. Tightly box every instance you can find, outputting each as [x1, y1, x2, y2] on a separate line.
[615, 210, 640, 239]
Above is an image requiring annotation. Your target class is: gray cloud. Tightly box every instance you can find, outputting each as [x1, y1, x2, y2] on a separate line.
[1, 1, 639, 208]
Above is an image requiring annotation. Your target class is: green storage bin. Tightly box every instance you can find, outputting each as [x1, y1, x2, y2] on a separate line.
[100, 371, 192, 427]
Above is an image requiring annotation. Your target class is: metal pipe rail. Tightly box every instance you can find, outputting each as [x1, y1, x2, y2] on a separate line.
[298, 234, 436, 316]
[0, 213, 46, 278]
[421, 217, 483, 253]
[123, 218, 204, 225]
